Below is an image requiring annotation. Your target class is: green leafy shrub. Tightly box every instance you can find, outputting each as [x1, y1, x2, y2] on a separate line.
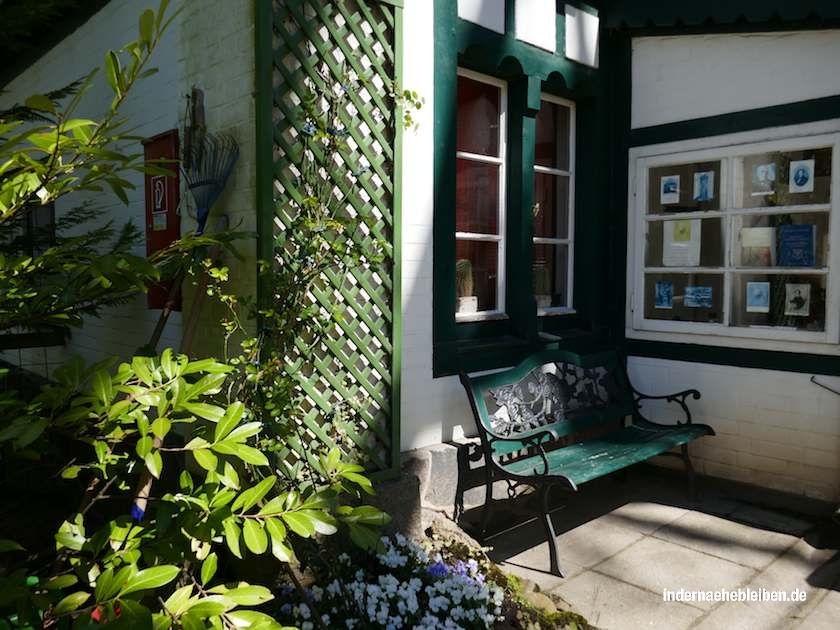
[0, 350, 387, 628]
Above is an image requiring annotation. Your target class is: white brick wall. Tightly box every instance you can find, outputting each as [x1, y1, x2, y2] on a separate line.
[178, 0, 257, 359]
[630, 356, 840, 502]
[0, 0, 256, 372]
[399, 0, 477, 450]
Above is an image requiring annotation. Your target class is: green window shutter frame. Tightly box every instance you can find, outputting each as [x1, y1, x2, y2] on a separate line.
[432, 0, 602, 377]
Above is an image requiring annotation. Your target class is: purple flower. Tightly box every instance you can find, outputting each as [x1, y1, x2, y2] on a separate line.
[453, 560, 468, 576]
[427, 561, 449, 578]
[302, 121, 317, 136]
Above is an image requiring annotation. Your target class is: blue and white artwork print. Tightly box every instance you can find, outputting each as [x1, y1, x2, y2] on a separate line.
[789, 159, 815, 193]
[660, 175, 680, 205]
[751, 163, 776, 196]
[685, 286, 712, 309]
[654, 281, 673, 309]
[693, 171, 714, 202]
[746, 281, 770, 313]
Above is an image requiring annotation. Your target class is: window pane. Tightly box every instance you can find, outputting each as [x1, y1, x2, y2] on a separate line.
[647, 161, 722, 214]
[457, 75, 501, 156]
[645, 218, 724, 268]
[733, 212, 829, 268]
[533, 173, 569, 239]
[456, 158, 499, 234]
[644, 273, 724, 323]
[533, 243, 569, 309]
[456, 240, 499, 313]
[535, 101, 570, 170]
[731, 273, 826, 332]
[738, 147, 831, 208]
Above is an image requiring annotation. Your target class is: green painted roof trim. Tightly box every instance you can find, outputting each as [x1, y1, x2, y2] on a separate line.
[454, 5, 598, 91]
[602, 0, 840, 28]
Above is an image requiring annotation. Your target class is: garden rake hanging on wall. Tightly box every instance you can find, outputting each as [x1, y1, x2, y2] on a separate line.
[183, 132, 240, 235]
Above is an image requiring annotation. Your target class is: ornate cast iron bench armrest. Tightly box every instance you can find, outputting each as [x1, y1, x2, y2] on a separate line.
[487, 429, 557, 477]
[631, 386, 701, 425]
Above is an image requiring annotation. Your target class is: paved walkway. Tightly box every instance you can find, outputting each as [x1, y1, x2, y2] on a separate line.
[471, 468, 840, 630]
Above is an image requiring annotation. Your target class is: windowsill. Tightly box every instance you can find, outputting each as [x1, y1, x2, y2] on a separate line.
[433, 328, 598, 377]
[626, 327, 840, 356]
[538, 307, 576, 317]
[455, 310, 509, 323]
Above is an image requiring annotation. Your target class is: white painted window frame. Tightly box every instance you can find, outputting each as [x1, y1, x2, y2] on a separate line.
[626, 120, 840, 356]
[534, 93, 576, 315]
[455, 68, 508, 322]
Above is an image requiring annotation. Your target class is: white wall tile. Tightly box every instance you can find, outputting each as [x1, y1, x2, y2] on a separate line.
[457, 0, 505, 34]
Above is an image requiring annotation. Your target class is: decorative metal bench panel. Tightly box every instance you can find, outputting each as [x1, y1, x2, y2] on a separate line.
[458, 348, 714, 576]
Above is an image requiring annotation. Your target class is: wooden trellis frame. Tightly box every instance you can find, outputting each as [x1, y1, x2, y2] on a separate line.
[255, 0, 403, 475]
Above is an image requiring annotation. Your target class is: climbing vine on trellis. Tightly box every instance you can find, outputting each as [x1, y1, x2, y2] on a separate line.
[268, 0, 400, 472]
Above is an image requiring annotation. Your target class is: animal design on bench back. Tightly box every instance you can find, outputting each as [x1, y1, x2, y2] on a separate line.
[485, 362, 623, 439]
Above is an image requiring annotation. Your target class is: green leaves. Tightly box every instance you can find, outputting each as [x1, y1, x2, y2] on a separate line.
[139, 9, 155, 48]
[265, 519, 292, 562]
[55, 516, 86, 551]
[200, 553, 217, 585]
[242, 520, 268, 554]
[183, 402, 225, 423]
[105, 50, 123, 97]
[223, 519, 243, 559]
[53, 591, 90, 615]
[215, 401, 245, 441]
[119, 565, 180, 596]
[232, 477, 275, 513]
[23, 94, 56, 114]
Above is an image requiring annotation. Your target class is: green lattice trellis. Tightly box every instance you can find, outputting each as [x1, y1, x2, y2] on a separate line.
[256, 0, 402, 474]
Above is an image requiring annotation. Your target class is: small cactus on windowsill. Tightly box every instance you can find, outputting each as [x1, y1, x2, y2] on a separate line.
[456, 258, 477, 314]
[456, 258, 474, 298]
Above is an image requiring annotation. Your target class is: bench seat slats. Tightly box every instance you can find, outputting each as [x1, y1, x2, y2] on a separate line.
[501, 421, 714, 487]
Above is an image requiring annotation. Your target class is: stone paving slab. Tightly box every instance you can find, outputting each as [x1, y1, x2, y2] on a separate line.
[652, 510, 799, 570]
[492, 515, 644, 578]
[598, 500, 689, 536]
[691, 600, 791, 630]
[793, 588, 840, 629]
[594, 536, 757, 610]
[690, 539, 835, 629]
[552, 570, 704, 630]
[476, 472, 839, 630]
[729, 504, 814, 537]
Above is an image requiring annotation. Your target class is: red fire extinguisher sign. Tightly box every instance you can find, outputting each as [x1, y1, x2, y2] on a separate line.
[143, 129, 181, 310]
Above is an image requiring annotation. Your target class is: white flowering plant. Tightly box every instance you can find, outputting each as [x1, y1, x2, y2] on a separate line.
[275, 534, 504, 630]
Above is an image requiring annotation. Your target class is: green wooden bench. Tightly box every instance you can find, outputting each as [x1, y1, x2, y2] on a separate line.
[457, 348, 714, 576]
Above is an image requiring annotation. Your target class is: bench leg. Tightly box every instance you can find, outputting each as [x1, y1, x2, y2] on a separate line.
[681, 444, 697, 501]
[479, 466, 494, 537]
[454, 445, 468, 522]
[539, 485, 565, 577]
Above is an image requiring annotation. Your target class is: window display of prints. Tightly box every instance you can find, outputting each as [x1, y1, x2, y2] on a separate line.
[685, 286, 712, 308]
[746, 281, 770, 313]
[660, 175, 680, 204]
[654, 281, 673, 309]
[789, 159, 815, 193]
[693, 171, 714, 202]
[662, 219, 701, 267]
[639, 142, 831, 335]
[784, 283, 810, 317]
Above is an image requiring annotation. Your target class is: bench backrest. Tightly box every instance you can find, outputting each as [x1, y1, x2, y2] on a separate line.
[460, 349, 634, 458]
